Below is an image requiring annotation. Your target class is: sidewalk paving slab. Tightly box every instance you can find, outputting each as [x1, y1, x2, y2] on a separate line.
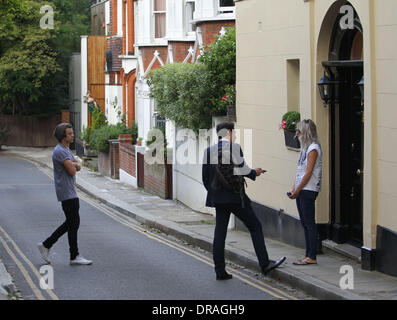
[0, 257, 17, 300]
[1, 146, 397, 300]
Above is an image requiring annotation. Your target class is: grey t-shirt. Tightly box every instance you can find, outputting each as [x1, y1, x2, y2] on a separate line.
[52, 144, 78, 202]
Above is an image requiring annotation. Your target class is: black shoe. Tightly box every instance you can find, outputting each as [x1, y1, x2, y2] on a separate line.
[261, 257, 286, 275]
[216, 271, 233, 280]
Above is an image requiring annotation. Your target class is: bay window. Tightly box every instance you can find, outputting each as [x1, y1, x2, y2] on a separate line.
[153, 0, 166, 39]
[219, 0, 234, 14]
[185, 0, 196, 34]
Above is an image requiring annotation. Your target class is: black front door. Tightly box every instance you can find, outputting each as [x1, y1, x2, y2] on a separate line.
[325, 60, 364, 247]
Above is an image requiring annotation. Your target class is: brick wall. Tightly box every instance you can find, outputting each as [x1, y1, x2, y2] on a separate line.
[98, 151, 111, 176]
[107, 0, 122, 71]
[197, 20, 235, 47]
[140, 46, 168, 71]
[107, 37, 123, 71]
[168, 41, 195, 63]
[109, 139, 120, 179]
[97, 139, 120, 179]
[119, 134, 136, 178]
[143, 158, 169, 199]
[61, 110, 70, 124]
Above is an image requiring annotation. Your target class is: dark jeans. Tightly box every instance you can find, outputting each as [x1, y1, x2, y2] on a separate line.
[296, 190, 319, 260]
[214, 203, 269, 275]
[43, 198, 80, 260]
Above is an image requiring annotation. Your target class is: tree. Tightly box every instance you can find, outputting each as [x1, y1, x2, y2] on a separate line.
[148, 27, 236, 131]
[0, 1, 60, 115]
[148, 63, 216, 132]
[0, 0, 29, 56]
[0, 0, 91, 117]
[198, 27, 236, 113]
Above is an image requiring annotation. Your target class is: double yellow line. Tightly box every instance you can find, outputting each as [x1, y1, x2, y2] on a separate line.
[79, 192, 297, 300]
[13, 159, 297, 300]
[0, 226, 59, 300]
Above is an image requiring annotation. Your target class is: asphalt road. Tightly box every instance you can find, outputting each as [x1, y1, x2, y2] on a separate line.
[0, 156, 306, 301]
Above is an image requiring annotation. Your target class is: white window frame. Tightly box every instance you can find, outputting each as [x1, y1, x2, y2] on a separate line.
[218, 0, 235, 15]
[151, 99, 166, 129]
[185, 0, 196, 36]
[153, 0, 166, 40]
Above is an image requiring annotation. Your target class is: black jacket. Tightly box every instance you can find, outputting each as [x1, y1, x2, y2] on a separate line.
[202, 140, 256, 208]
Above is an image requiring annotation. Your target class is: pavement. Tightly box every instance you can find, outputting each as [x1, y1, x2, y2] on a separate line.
[1, 146, 397, 300]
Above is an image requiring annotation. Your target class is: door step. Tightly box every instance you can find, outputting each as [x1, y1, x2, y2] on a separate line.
[322, 240, 362, 263]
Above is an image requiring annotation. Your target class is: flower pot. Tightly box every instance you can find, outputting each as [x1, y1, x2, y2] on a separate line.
[284, 129, 300, 149]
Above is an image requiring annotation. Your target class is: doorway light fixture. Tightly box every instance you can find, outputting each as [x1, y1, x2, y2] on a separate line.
[317, 72, 339, 107]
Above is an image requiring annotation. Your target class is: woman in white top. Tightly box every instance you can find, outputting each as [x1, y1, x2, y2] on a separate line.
[288, 119, 322, 265]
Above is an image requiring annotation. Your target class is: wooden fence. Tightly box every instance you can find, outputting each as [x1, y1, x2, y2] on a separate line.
[0, 114, 61, 147]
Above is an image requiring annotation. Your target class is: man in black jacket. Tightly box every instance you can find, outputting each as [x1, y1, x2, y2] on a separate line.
[202, 122, 286, 280]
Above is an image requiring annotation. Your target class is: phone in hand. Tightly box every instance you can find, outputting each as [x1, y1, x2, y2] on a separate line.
[261, 169, 267, 173]
[287, 192, 292, 197]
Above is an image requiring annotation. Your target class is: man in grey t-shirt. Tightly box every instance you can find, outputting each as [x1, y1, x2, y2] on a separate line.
[38, 123, 92, 266]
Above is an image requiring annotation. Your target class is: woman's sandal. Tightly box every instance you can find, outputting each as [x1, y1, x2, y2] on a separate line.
[293, 258, 317, 265]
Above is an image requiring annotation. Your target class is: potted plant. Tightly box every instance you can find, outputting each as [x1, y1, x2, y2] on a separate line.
[280, 111, 301, 149]
[137, 137, 143, 146]
[221, 84, 236, 120]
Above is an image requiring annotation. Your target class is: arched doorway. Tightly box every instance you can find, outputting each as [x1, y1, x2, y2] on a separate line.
[320, 2, 364, 247]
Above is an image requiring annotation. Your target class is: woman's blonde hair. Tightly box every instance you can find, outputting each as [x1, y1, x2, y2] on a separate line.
[296, 119, 320, 150]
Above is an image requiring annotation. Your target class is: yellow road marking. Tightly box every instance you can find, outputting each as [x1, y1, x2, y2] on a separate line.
[80, 194, 296, 300]
[0, 226, 59, 300]
[37, 160, 297, 300]
[0, 232, 45, 300]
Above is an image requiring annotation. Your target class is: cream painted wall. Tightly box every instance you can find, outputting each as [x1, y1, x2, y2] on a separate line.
[374, 0, 397, 233]
[236, 0, 312, 221]
[236, 0, 397, 249]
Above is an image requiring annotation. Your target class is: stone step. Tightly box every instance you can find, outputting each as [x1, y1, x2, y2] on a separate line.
[322, 240, 362, 263]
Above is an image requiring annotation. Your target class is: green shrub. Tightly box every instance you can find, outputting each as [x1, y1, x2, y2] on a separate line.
[92, 108, 107, 130]
[281, 111, 301, 132]
[90, 122, 138, 153]
[79, 126, 92, 146]
[199, 27, 236, 113]
[148, 27, 236, 131]
[148, 63, 216, 132]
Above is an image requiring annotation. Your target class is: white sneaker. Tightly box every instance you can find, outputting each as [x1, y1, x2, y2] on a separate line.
[70, 255, 92, 265]
[38, 242, 51, 264]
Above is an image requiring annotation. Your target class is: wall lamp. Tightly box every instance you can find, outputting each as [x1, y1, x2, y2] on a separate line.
[317, 73, 339, 106]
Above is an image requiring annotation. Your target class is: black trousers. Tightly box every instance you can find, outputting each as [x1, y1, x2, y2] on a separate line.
[43, 198, 80, 260]
[214, 203, 269, 275]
